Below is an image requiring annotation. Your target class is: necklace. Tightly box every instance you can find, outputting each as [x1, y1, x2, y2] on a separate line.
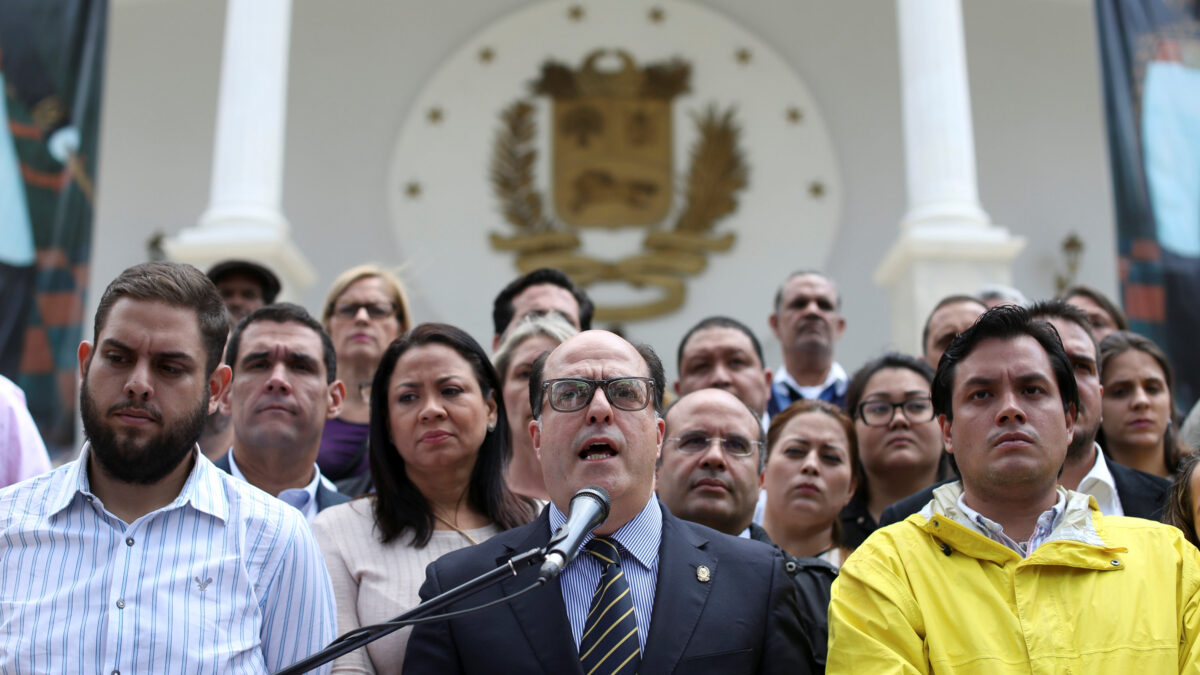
[433, 512, 480, 546]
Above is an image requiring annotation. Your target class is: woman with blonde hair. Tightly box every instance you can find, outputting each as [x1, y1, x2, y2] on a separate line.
[318, 264, 412, 495]
[491, 313, 578, 501]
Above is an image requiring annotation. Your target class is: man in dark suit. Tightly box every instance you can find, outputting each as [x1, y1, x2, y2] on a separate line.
[403, 331, 814, 674]
[880, 300, 1169, 527]
[656, 387, 836, 666]
[215, 303, 349, 519]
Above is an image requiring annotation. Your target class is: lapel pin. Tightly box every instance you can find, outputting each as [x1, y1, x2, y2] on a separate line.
[696, 565, 711, 582]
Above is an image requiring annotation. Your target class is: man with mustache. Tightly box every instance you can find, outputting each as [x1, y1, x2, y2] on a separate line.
[656, 387, 837, 666]
[404, 331, 815, 673]
[828, 305, 1200, 673]
[767, 270, 849, 414]
[218, 303, 349, 520]
[0, 262, 335, 673]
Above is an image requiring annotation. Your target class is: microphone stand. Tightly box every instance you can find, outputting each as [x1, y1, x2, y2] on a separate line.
[275, 548, 548, 675]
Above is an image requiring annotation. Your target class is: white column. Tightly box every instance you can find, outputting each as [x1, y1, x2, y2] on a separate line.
[875, 0, 1024, 353]
[165, 0, 315, 297]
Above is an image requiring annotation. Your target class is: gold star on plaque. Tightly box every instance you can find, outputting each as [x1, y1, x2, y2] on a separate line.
[649, 7, 664, 23]
[427, 107, 443, 124]
[809, 181, 825, 198]
[478, 47, 495, 64]
[405, 182, 422, 198]
[786, 107, 803, 124]
[568, 5, 584, 21]
[735, 48, 752, 65]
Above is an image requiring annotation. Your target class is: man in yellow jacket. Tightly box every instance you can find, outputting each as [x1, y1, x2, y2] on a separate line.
[828, 305, 1200, 673]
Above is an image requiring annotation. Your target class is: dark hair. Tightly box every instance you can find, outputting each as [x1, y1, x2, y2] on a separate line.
[206, 259, 282, 304]
[920, 294, 985, 358]
[369, 323, 536, 546]
[845, 352, 936, 416]
[529, 335, 666, 418]
[773, 269, 840, 312]
[676, 315, 765, 374]
[1060, 284, 1129, 332]
[94, 262, 230, 376]
[845, 352, 955, 494]
[1098, 330, 1182, 473]
[662, 389, 767, 472]
[1028, 299, 1099, 364]
[765, 399, 859, 547]
[492, 268, 594, 335]
[226, 303, 337, 383]
[931, 305, 1079, 422]
[1165, 450, 1200, 548]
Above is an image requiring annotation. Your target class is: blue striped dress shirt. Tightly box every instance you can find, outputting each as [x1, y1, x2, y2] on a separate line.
[0, 444, 337, 674]
[552, 496, 661, 653]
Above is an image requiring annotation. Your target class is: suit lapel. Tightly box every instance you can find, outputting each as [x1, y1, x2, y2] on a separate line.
[640, 508, 716, 674]
[498, 510, 584, 675]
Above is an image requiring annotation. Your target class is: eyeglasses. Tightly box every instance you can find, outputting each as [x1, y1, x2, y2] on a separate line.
[667, 433, 760, 458]
[542, 377, 655, 413]
[333, 301, 396, 320]
[856, 397, 934, 427]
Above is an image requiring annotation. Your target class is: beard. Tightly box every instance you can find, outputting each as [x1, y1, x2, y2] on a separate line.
[81, 375, 209, 485]
[1066, 417, 1102, 460]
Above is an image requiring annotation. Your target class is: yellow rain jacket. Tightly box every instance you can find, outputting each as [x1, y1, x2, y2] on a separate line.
[828, 482, 1200, 674]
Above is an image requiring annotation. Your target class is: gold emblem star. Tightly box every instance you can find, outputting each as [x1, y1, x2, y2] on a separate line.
[809, 181, 825, 198]
[735, 48, 752, 65]
[478, 47, 495, 64]
[568, 5, 584, 21]
[649, 7, 664, 23]
[786, 107, 803, 124]
[405, 182, 422, 198]
[427, 107, 444, 124]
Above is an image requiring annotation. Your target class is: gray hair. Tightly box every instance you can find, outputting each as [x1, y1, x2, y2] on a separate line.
[493, 312, 579, 382]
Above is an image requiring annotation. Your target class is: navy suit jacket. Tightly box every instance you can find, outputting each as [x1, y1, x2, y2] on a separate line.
[878, 458, 1171, 527]
[402, 501, 815, 675]
[211, 452, 349, 513]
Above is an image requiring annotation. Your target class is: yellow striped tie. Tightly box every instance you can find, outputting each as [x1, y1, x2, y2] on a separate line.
[579, 537, 640, 675]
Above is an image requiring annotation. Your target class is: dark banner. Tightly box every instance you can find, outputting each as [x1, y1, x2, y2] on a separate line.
[0, 0, 107, 455]
[1096, 0, 1200, 410]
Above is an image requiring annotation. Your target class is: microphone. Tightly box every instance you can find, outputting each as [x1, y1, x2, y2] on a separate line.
[538, 486, 611, 582]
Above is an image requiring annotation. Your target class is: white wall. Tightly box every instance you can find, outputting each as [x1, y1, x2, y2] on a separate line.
[93, 0, 1115, 381]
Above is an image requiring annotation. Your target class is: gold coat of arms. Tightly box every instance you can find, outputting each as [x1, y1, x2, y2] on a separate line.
[491, 48, 748, 321]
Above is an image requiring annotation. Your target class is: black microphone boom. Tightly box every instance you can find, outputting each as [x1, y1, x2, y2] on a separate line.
[538, 486, 611, 582]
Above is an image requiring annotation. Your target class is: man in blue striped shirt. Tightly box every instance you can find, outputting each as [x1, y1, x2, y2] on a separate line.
[0, 261, 336, 674]
[405, 331, 815, 674]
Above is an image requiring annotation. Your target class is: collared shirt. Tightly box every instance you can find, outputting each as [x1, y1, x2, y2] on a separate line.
[0, 443, 336, 674]
[0, 374, 51, 488]
[956, 488, 1068, 557]
[769, 362, 849, 415]
[553, 496, 662, 652]
[226, 449, 334, 522]
[1077, 442, 1124, 517]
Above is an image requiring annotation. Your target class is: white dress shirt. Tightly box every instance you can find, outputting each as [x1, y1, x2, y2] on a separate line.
[0, 444, 336, 674]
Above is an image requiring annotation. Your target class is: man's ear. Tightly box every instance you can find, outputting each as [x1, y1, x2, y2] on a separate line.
[208, 365, 232, 415]
[531, 418, 543, 462]
[327, 380, 347, 419]
[938, 413, 954, 454]
[78, 341, 93, 382]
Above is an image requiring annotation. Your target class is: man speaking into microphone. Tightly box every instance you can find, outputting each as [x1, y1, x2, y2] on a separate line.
[404, 331, 814, 674]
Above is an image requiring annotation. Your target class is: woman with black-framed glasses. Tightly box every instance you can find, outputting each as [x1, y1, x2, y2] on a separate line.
[840, 352, 955, 549]
[317, 264, 413, 496]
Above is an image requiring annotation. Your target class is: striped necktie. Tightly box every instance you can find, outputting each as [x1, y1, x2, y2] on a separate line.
[579, 537, 641, 675]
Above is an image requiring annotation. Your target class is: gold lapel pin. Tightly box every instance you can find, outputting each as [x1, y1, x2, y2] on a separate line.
[696, 565, 711, 582]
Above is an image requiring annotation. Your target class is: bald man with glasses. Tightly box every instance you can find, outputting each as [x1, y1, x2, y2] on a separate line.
[404, 331, 815, 674]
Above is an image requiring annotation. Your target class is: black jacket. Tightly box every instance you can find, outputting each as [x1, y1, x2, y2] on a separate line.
[748, 523, 837, 667]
